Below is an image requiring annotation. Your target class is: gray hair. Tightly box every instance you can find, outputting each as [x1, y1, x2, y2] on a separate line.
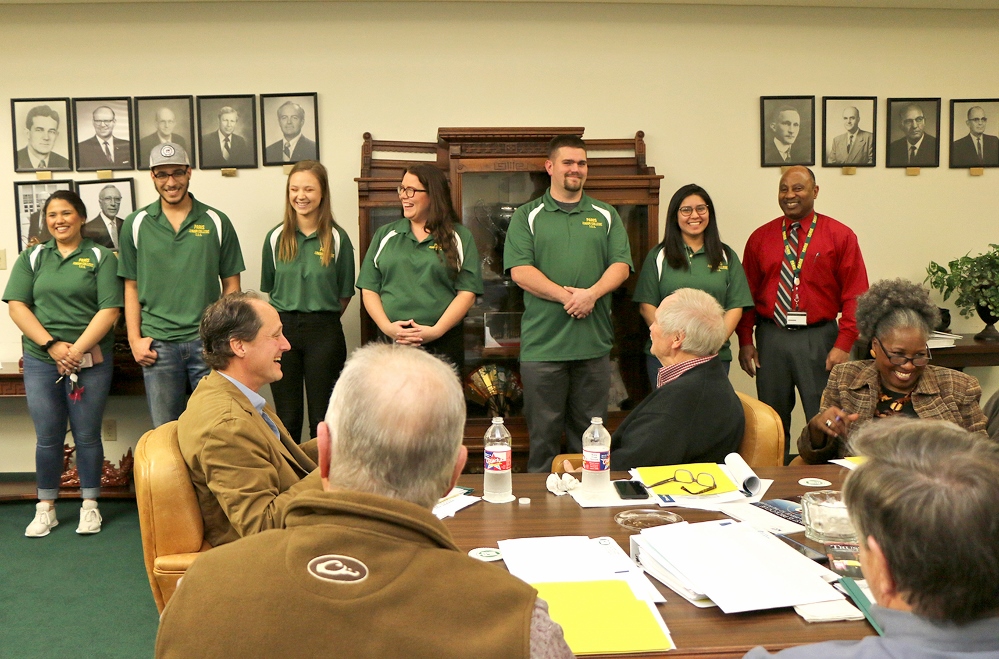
[199, 292, 264, 371]
[855, 278, 939, 343]
[277, 101, 305, 120]
[217, 106, 238, 120]
[324, 344, 465, 509]
[656, 288, 726, 357]
[844, 418, 999, 624]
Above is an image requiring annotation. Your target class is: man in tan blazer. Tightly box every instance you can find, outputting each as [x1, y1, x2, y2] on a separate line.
[177, 292, 321, 546]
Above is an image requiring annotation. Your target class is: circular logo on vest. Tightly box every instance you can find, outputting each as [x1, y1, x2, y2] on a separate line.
[307, 554, 369, 583]
[159, 144, 176, 157]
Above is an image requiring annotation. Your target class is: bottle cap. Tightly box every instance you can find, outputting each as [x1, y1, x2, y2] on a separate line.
[492, 417, 503, 423]
[591, 417, 603, 424]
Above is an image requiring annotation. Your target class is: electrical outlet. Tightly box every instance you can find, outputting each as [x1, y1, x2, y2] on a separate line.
[102, 419, 117, 442]
[0, 248, 7, 270]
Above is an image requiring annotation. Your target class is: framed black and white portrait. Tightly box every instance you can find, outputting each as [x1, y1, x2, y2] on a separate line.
[260, 93, 320, 167]
[13, 180, 74, 251]
[10, 98, 74, 173]
[949, 99, 999, 169]
[74, 178, 136, 251]
[886, 98, 940, 168]
[822, 97, 877, 167]
[134, 96, 196, 170]
[73, 97, 134, 171]
[196, 95, 258, 169]
[760, 96, 815, 167]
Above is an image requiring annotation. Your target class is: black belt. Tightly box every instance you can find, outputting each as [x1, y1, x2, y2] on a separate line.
[757, 316, 834, 331]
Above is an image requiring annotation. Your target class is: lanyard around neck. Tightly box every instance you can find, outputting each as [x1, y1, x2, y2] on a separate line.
[782, 213, 818, 279]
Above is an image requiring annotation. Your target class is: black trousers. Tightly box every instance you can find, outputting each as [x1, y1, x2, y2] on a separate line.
[379, 321, 465, 375]
[270, 311, 347, 443]
[755, 319, 838, 465]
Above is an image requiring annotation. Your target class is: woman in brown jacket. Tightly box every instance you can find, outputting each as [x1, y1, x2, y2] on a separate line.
[798, 278, 988, 463]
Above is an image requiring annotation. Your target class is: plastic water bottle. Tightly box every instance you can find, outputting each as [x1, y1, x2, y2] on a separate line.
[582, 417, 612, 494]
[483, 417, 515, 503]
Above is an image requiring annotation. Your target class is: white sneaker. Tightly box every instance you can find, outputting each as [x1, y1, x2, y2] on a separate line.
[25, 502, 58, 537]
[76, 500, 102, 535]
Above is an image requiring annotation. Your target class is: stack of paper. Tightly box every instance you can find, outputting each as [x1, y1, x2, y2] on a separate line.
[631, 520, 843, 614]
[498, 536, 674, 654]
[432, 486, 480, 519]
[632, 454, 774, 510]
[927, 331, 959, 349]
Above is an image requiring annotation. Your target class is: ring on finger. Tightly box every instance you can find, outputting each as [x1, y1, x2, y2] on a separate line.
[824, 419, 834, 428]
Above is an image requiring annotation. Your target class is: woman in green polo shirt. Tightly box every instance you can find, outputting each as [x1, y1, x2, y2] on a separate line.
[4, 190, 123, 538]
[357, 164, 483, 373]
[633, 184, 752, 385]
[261, 160, 355, 443]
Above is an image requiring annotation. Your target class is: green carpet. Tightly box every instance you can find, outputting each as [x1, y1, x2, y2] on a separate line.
[0, 499, 159, 659]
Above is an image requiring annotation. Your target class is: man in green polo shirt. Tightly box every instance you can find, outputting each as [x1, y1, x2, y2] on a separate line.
[504, 135, 633, 472]
[118, 142, 244, 427]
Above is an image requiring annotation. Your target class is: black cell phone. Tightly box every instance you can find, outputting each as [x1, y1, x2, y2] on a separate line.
[777, 534, 829, 563]
[613, 480, 650, 500]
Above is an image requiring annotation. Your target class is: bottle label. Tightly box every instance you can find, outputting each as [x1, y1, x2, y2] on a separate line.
[484, 448, 511, 472]
[583, 448, 610, 472]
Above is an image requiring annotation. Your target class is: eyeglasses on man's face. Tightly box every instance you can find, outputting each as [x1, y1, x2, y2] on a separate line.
[152, 168, 190, 181]
[397, 186, 427, 199]
[678, 205, 709, 218]
[874, 338, 931, 367]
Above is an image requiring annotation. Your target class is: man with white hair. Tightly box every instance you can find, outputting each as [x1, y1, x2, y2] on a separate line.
[610, 288, 744, 469]
[157, 343, 573, 659]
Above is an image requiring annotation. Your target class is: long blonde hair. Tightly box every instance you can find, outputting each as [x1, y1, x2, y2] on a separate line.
[278, 160, 338, 266]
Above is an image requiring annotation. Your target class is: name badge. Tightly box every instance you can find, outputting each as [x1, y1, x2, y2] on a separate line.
[786, 311, 808, 327]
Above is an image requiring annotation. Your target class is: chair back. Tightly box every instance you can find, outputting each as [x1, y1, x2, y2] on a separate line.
[134, 421, 210, 612]
[551, 453, 583, 474]
[736, 392, 785, 467]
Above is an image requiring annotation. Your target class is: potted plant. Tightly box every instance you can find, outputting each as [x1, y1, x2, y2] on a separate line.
[925, 244, 999, 341]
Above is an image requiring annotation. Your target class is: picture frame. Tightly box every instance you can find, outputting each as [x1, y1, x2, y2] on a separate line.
[760, 96, 815, 167]
[260, 92, 320, 166]
[822, 97, 877, 167]
[73, 97, 134, 171]
[196, 94, 258, 169]
[949, 99, 999, 169]
[134, 96, 196, 170]
[13, 179, 74, 252]
[74, 178, 137, 251]
[10, 98, 74, 173]
[885, 97, 941, 168]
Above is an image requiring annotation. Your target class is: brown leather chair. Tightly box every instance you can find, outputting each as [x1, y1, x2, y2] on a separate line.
[134, 421, 212, 613]
[549, 393, 785, 472]
[735, 392, 785, 468]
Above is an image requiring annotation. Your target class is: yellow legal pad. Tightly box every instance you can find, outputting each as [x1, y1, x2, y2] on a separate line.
[635, 462, 738, 497]
[533, 580, 674, 654]
[844, 456, 868, 465]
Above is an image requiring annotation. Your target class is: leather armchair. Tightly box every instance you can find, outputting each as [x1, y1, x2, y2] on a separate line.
[134, 421, 212, 613]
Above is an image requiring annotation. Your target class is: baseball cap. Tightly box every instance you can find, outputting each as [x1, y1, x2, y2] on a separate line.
[149, 142, 190, 168]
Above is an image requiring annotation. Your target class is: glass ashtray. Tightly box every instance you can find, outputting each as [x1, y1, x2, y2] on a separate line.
[614, 509, 684, 531]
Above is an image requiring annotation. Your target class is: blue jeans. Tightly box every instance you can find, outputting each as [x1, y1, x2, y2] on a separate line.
[22, 353, 113, 500]
[142, 339, 210, 428]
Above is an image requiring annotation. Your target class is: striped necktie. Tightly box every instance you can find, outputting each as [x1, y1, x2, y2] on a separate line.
[774, 221, 801, 327]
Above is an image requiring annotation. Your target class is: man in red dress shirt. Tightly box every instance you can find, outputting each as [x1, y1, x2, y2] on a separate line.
[736, 166, 868, 464]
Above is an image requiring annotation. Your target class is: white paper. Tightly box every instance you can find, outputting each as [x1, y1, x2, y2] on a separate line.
[724, 452, 761, 495]
[830, 459, 859, 470]
[795, 599, 864, 622]
[568, 481, 665, 508]
[432, 494, 480, 519]
[719, 501, 806, 534]
[639, 521, 843, 613]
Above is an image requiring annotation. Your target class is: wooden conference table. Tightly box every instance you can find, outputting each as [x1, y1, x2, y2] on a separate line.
[449, 465, 871, 659]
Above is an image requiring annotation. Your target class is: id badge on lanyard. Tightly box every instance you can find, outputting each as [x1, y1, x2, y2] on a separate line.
[783, 214, 818, 318]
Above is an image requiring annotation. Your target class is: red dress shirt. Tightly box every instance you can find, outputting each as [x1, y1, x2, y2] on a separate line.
[736, 213, 868, 353]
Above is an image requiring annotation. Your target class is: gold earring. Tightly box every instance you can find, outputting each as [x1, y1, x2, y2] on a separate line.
[870, 349, 876, 357]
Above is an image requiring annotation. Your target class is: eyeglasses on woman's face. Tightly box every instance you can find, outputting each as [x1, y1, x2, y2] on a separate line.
[678, 204, 709, 218]
[874, 337, 931, 366]
[397, 186, 427, 199]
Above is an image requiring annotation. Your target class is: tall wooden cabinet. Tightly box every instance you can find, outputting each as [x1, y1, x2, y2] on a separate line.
[356, 128, 662, 470]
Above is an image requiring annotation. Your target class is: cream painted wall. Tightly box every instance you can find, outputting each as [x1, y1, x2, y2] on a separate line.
[1, 1, 997, 471]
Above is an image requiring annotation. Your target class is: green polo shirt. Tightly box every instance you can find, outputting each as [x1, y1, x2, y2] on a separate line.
[261, 224, 355, 313]
[117, 194, 245, 342]
[504, 190, 634, 362]
[3, 239, 124, 364]
[356, 220, 483, 327]
[633, 243, 753, 361]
